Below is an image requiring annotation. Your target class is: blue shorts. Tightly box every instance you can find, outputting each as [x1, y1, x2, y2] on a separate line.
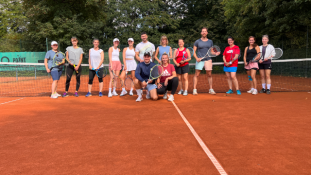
[51, 70, 62, 81]
[223, 66, 237, 72]
[146, 84, 157, 92]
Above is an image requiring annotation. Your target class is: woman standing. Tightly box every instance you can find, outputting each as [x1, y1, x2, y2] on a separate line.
[44, 41, 64, 99]
[85, 39, 105, 97]
[223, 37, 241, 95]
[244, 36, 261, 95]
[108, 38, 122, 97]
[157, 53, 178, 101]
[120, 38, 138, 96]
[259, 35, 275, 94]
[173, 39, 191, 96]
[63, 37, 84, 97]
[154, 35, 172, 63]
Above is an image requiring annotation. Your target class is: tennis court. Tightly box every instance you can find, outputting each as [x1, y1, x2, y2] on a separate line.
[1, 59, 311, 174]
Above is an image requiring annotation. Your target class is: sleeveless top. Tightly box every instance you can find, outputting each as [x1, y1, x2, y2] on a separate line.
[175, 48, 188, 67]
[90, 48, 104, 68]
[158, 46, 170, 61]
[111, 47, 120, 61]
[246, 46, 257, 62]
[125, 47, 135, 60]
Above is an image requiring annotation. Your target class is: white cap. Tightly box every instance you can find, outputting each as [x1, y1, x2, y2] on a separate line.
[113, 38, 120, 42]
[51, 41, 58, 45]
[128, 38, 134, 42]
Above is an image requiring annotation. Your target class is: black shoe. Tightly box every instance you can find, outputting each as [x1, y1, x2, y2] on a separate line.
[259, 88, 266, 93]
[266, 89, 271, 94]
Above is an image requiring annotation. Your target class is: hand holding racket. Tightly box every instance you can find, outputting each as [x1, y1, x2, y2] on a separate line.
[199, 45, 221, 61]
[226, 48, 240, 67]
[66, 50, 78, 73]
[50, 52, 65, 71]
[92, 68, 107, 79]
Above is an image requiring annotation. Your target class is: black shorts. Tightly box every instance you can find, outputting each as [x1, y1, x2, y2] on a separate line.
[259, 64, 272, 70]
[175, 64, 189, 74]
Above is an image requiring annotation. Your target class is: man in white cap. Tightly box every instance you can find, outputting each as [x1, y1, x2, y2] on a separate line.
[135, 32, 156, 62]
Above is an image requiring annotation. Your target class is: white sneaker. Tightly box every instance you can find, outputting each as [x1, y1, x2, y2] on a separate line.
[108, 92, 112, 98]
[50, 94, 58, 99]
[183, 91, 188, 96]
[252, 89, 258, 95]
[136, 96, 143, 102]
[163, 92, 168, 99]
[55, 92, 61, 97]
[178, 90, 183, 95]
[112, 91, 118, 96]
[120, 90, 127, 96]
[129, 91, 133, 96]
[247, 89, 254, 93]
[168, 94, 174, 101]
[146, 92, 151, 99]
[193, 89, 198, 95]
[209, 89, 216, 95]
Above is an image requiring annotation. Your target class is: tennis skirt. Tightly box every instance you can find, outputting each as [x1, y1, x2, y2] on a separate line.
[245, 61, 259, 70]
[223, 66, 237, 72]
[124, 60, 137, 71]
[109, 61, 122, 71]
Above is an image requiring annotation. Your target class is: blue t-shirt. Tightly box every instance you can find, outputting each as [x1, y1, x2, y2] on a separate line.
[194, 39, 213, 61]
[45, 50, 63, 71]
[158, 46, 170, 61]
[135, 62, 156, 83]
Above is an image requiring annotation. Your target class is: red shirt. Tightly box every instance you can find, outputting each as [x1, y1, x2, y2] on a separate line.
[160, 64, 175, 83]
[175, 48, 189, 67]
[223, 45, 240, 67]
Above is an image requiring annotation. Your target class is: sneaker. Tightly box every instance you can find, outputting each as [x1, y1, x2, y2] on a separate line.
[183, 91, 188, 96]
[266, 89, 271, 95]
[193, 89, 198, 95]
[178, 90, 183, 95]
[146, 92, 151, 99]
[62, 92, 68, 97]
[252, 89, 258, 95]
[237, 90, 241, 95]
[99, 92, 103, 97]
[209, 89, 216, 95]
[136, 96, 143, 102]
[247, 89, 254, 93]
[163, 92, 168, 99]
[168, 94, 174, 101]
[226, 89, 233, 94]
[85, 92, 92, 97]
[55, 92, 61, 97]
[259, 88, 266, 93]
[108, 92, 112, 98]
[129, 91, 133, 96]
[120, 90, 127, 96]
[50, 94, 58, 99]
[112, 91, 118, 96]
[74, 92, 79, 97]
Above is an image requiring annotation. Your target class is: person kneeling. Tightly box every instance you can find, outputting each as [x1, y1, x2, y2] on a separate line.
[134, 52, 158, 102]
[157, 53, 178, 101]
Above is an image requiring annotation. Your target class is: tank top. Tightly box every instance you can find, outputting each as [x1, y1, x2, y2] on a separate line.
[175, 48, 188, 67]
[125, 47, 135, 59]
[246, 46, 257, 62]
[158, 46, 170, 61]
[111, 47, 120, 61]
[90, 48, 104, 68]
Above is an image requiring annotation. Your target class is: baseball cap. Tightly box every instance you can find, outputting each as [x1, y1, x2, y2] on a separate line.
[51, 41, 58, 46]
[144, 52, 151, 57]
[128, 38, 134, 42]
[113, 38, 120, 42]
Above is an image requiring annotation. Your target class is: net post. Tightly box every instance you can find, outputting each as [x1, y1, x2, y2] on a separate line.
[35, 67, 37, 79]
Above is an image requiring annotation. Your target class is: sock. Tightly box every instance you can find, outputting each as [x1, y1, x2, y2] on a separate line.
[130, 88, 133, 91]
[113, 87, 116, 92]
[109, 88, 112, 93]
[180, 89, 183, 91]
[262, 83, 266, 89]
[267, 84, 271, 90]
[122, 87, 125, 91]
[136, 89, 142, 96]
[184, 90, 187, 92]
[251, 88, 254, 91]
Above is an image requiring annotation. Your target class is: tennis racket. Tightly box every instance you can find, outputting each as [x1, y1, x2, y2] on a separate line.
[66, 50, 79, 73]
[92, 67, 107, 79]
[50, 52, 65, 71]
[124, 71, 134, 91]
[250, 52, 262, 63]
[111, 68, 123, 89]
[226, 48, 241, 67]
[199, 45, 221, 61]
[146, 64, 164, 85]
[187, 47, 194, 58]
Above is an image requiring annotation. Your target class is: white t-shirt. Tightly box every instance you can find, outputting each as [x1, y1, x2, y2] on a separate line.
[90, 48, 104, 68]
[135, 41, 155, 61]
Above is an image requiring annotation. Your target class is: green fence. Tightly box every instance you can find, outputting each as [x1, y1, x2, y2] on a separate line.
[0, 52, 46, 63]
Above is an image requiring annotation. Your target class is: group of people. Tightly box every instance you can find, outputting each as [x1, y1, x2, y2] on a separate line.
[44, 27, 275, 101]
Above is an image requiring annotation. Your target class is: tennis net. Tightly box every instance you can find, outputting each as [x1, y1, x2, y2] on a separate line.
[0, 59, 310, 97]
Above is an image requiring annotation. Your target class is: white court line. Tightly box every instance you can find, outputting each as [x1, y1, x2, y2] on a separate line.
[0, 98, 24, 105]
[171, 101, 228, 175]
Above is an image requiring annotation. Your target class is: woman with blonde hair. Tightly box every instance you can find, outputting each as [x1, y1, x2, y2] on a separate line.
[154, 35, 172, 63]
[108, 38, 122, 97]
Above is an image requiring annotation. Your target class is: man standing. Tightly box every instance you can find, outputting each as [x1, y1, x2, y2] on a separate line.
[193, 27, 219, 95]
[135, 32, 156, 62]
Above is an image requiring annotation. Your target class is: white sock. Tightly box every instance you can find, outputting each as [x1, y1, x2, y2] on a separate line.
[267, 84, 271, 90]
[113, 87, 116, 92]
[136, 89, 142, 96]
[122, 87, 125, 91]
[251, 88, 254, 91]
[262, 83, 266, 89]
[109, 88, 112, 93]
[130, 88, 133, 91]
[184, 90, 187, 92]
[180, 89, 183, 91]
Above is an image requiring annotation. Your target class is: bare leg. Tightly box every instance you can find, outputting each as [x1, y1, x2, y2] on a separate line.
[259, 69, 266, 89]
[149, 88, 158, 100]
[52, 80, 58, 94]
[246, 70, 253, 89]
[193, 70, 201, 89]
[231, 72, 239, 90]
[88, 84, 92, 93]
[99, 82, 103, 92]
[177, 74, 182, 90]
[265, 69, 271, 90]
[225, 72, 232, 90]
[109, 70, 113, 89]
[206, 70, 213, 89]
[184, 73, 189, 91]
[251, 69, 257, 89]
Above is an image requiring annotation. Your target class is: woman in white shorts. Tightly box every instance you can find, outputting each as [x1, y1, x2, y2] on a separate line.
[120, 38, 138, 96]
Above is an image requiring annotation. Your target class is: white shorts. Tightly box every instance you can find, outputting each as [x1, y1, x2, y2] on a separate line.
[124, 60, 137, 71]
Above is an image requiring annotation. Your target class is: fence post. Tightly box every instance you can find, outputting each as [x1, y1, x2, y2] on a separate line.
[16, 67, 18, 81]
[35, 67, 37, 79]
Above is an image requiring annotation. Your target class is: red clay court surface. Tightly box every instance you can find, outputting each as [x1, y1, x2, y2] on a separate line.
[0, 92, 311, 174]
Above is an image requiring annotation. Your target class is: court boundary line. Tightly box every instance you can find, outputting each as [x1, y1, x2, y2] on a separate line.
[171, 101, 228, 175]
[0, 98, 24, 105]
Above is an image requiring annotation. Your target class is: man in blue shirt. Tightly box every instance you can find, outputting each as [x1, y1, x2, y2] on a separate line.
[134, 52, 158, 102]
